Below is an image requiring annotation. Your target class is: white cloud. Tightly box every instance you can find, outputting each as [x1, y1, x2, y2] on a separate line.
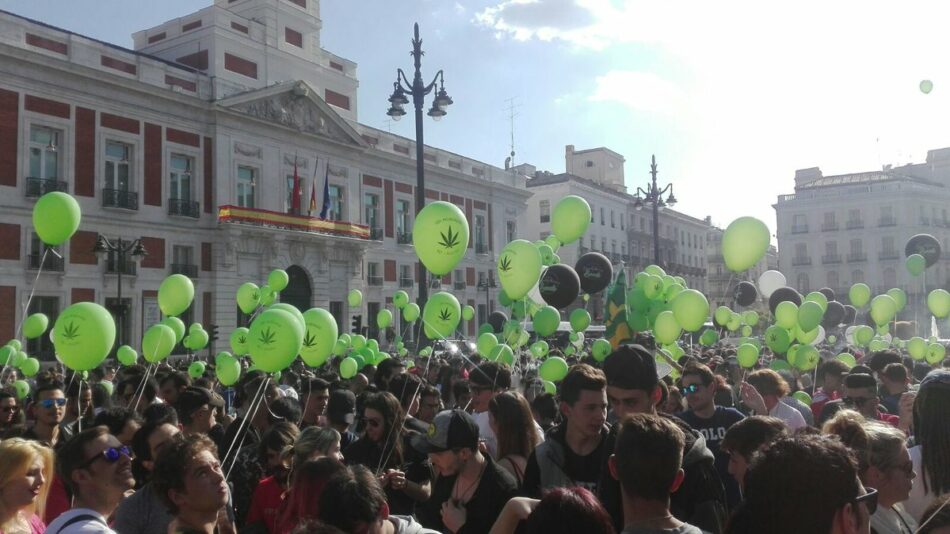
[588, 70, 689, 116]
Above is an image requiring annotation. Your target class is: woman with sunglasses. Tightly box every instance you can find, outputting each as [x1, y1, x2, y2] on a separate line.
[343, 391, 431, 517]
[0, 439, 53, 534]
[0, 392, 23, 438]
[823, 410, 917, 533]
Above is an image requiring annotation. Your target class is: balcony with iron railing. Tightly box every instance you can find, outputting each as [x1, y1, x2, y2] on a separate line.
[846, 253, 867, 263]
[821, 222, 839, 232]
[475, 243, 488, 254]
[27, 253, 64, 272]
[168, 198, 200, 218]
[171, 263, 198, 278]
[397, 231, 412, 244]
[367, 275, 383, 287]
[846, 220, 864, 230]
[454, 281, 466, 290]
[102, 188, 139, 210]
[821, 254, 842, 264]
[370, 228, 384, 241]
[879, 251, 900, 260]
[106, 258, 136, 275]
[791, 225, 809, 234]
[878, 217, 897, 227]
[25, 177, 68, 198]
[792, 256, 812, 266]
[399, 277, 414, 288]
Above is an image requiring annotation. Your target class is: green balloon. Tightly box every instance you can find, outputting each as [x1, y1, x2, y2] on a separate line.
[230, 327, 250, 356]
[6, 340, 21, 351]
[260, 285, 276, 306]
[116, 345, 138, 366]
[188, 361, 206, 379]
[422, 292, 461, 340]
[161, 317, 186, 344]
[377, 309, 393, 329]
[742, 311, 760, 327]
[792, 391, 812, 406]
[721, 217, 769, 272]
[737, 343, 759, 368]
[908, 337, 927, 360]
[537, 244, 555, 266]
[489, 344, 514, 365]
[340, 357, 359, 379]
[804, 292, 828, 313]
[158, 274, 195, 317]
[143, 324, 177, 363]
[367, 339, 380, 353]
[764, 325, 791, 353]
[393, 291, 410, 309]
[849, 283, 871, 308]
[539, 356, 569, 382]
[926, 343, 946, 365]
[854, 325, 874, 347]
[497, 240, 542, 301]
[671, 289, 708, 332]
[795, 345, 820, 371]
[726, 313, 741, 332]
[300, 308, 337, 367]
[550, 195, 591, 245]
[237, 282, 261, 315]
[332, 339, 348, 357]
[643, 275, 664, 300]
[13, 380, 29, 400]
[18, 357, 39, 377]
[592, 339, 612, 362]
[348, 289, 363, 308]
[928, 289, 950, 319]
[477, 332, 499, 357]
[412, 200, 470, 276]
[10, 350, 26, 369]
[216, 353, 241, 386]
[542, 380, 557, 395]
[769, 359, 791, 371]
[653, 311, 682, 345]
[628, 289, 650, 312]
[827, 335, 837, 344]
[886, 288, 907, 312]
[774, 301, 797, 330]
[0, 345, 13, 366]
[795, 325, 819, 345]
[23, 313, 49, 339]
[906, 254, 926, 277]
[836, 353, 856, 368]
[532, 306, 561, 337]
[644, 265, 666, 277]
[187, 328, 209, 351]
[544, 234, 561, 251]
[740, 325, 752, 337]
[462, 305, 475, 321]
[570, 309, 591, 333]
[664, 283, 685, 303]
[403, 303, 420, 323]
[797, 301, 824, 332]
[699, 329, 719, 347]
[352, 335, 366, 349]
[248, 308, 304, 373]
[33, 191, 81, 246]
[920, 79, 934, 94]
[714, 306, 732, 326]
[268, 269, 289, 292]
[870, 295, 897, 326]
[53, 302, 116, 371]
[530, 340, 549, 358]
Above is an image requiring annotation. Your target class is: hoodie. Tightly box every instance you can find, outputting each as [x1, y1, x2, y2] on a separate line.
[598, 414, 728, 534]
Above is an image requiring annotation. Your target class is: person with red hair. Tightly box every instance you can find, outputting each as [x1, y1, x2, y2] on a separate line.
[274, 458, 345, 534]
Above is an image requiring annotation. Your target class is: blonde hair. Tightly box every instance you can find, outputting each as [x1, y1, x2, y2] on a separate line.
[0, 438, 54, 530]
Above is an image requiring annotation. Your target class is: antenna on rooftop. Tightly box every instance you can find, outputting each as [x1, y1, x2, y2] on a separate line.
[504, 97, 521, 169]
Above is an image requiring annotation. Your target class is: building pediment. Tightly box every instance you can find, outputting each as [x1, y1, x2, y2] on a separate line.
[218, 81, 367, 149]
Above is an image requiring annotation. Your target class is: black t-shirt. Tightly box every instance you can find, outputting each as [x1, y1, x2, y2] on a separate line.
[343, 432, 432, 516]
[677, 407, 744, 508]
[420, 454, 518, 534]
[521, 425, 609, 497]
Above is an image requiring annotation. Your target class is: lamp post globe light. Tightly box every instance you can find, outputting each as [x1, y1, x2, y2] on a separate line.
[633, 155, 677, 268]
[386, 23, 454, 344]
[92, 235, 147, 347]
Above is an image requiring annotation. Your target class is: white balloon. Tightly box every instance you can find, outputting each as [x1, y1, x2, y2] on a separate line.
[809, 326, 826, 346]
[845, 325, 858, 346]
[758, 270, 787, 298]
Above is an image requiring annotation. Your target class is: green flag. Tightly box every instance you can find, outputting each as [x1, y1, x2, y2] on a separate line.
[604, 266, 631, 348]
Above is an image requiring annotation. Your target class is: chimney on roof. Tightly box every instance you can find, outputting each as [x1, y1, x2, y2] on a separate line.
[794, 167, 822, 188]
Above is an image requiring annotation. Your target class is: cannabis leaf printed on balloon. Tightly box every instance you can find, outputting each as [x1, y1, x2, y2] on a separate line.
[62, 322, 80, 341]
[258, 328, 276, 346]
[499, 255, 513, 273]
[438, 307, 453, 322]
[238, 335, 247, 344]
[302, 330, 317, 348]
[439, 226, 460, 250]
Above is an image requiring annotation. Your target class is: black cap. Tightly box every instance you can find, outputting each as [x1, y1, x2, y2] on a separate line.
[412, 409, 479, 454]
[327, 389, 356, 425]
[176, 386, 224, 418]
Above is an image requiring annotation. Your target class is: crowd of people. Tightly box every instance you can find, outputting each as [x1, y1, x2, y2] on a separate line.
[0, 334, 949, 534]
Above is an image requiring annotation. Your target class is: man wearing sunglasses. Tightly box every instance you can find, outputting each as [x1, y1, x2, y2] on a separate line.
[818, 373, 900, 429]
[676, 363, 745, 509]
[46, 426, 136, 533]
[23, 381, 66, 448]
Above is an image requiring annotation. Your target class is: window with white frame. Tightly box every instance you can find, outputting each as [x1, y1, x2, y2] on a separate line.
[29, 126, 61, 180]
[172, 245, 194, 267]
[104, 141, 131, 192]
[539, 200, 550, 223]
[396, 199, 411, 236]
[169, 154, 193, 201]
[328, 184, 343, 221]
[364, 193, 379, 229]
[474, 214, 486, 250]
[237, 166, 256, 208]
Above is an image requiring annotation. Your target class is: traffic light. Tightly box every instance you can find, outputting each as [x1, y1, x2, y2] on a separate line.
[209, 324, 219, 344]
[351, 315, 362, 334]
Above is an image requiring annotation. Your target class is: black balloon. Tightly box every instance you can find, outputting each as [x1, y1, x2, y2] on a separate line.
[575, 253, 613, 294]
[843, 305, 857, 325]
[822, 301, 846, 328]
[818, 287, 836, 302]
[487, 311, 508, 333]
[734, 281, 758, 307]
[905, 234, 942, 267]
[539, 264, 581, 309]
[768, 287, 803, 315]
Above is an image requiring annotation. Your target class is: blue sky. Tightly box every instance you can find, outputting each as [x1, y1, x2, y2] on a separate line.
[6, 0, 950, 239]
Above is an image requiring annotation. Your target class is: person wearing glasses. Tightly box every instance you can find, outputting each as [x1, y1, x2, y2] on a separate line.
[823, 410, 917, 533]
[0, 438, 54, 534]
[818, 373, 900, 429]
[46, 426, 135, 533]
[726, 434, 876, 534]
[0, 391, 24, 437]
[22, 382, 66, 448]
[905, 369, 950, 522]
[676, 363, 745, 509]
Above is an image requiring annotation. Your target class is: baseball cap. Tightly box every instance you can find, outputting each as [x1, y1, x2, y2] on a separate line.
[326, 389, 356, 425]
[603, 344, 672, 391]
[412, 409, 479, 454]
[176, 387, 224, 417]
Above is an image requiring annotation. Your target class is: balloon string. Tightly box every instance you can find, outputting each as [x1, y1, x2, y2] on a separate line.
[224, 377, 269, 481]
[0, 249, 49, 382]
[130, 364, 155, 412]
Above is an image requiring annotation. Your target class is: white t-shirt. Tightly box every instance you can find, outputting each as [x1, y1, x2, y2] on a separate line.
[46, 508, 116, 534]
[769, 400, 807, 432]
[473, 410, 545, 459]
[904, 445, 931, 522]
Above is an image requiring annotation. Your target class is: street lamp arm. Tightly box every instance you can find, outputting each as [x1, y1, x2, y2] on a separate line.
[658, 183, 673, 196]
[396, 69, 414, 94]
[423, 70, 445, 95]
